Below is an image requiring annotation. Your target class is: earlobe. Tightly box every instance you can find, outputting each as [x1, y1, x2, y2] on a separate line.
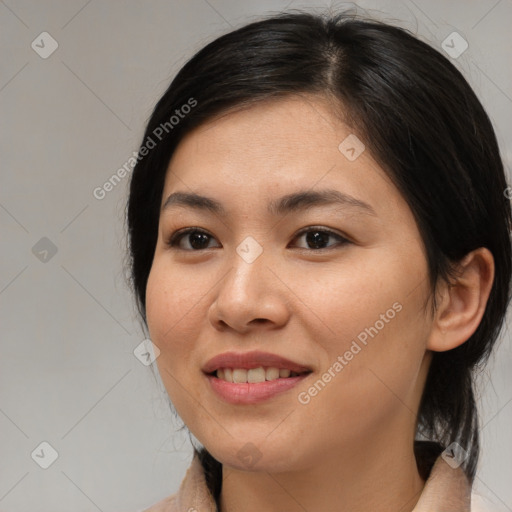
[427, 248, 495, 352]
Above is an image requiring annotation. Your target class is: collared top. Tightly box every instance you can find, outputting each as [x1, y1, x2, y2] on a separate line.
[140, 451, 503, 512]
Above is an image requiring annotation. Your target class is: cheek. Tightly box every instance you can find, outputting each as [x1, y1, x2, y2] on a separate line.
[146, 259, 206, 342]
[294, 318, 428, 453]
[294, 250, 430, 413]
[294, 248, 425, 347]
[145, 261, 200, 376]
[145, 263, 205, 417]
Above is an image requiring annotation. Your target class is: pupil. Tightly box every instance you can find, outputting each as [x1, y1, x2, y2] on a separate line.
[307, 231, 328, 249]
[190, 233, 209, 249]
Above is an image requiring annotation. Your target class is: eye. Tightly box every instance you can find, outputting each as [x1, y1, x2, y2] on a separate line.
[291, 227, 350, 250]
[166, 226, 350, 251]
[166, 228, 220, 250]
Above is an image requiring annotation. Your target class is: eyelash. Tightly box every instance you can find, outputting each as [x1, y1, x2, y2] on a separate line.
[165, 226, 351, 251]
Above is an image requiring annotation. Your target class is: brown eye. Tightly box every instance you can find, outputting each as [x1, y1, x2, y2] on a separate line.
[292, 227, 349, 250]
[167, 228, 220, 250]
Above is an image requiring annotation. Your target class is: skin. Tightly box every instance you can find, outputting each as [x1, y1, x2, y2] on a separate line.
[145, 94, 494, 512]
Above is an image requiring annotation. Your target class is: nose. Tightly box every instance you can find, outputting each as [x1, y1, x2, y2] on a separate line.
[207, 249, 291, 333]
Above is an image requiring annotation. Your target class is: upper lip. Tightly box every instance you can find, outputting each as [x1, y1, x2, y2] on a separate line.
[202, 351, 312, 374]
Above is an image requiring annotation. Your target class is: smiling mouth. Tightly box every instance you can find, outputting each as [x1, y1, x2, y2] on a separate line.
[209, 367, 311, 383]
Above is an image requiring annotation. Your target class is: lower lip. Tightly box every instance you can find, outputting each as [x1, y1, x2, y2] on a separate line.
[206, 373, 310, 404]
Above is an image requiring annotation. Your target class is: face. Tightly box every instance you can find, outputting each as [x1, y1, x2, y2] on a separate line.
[145, 95, 434, 473]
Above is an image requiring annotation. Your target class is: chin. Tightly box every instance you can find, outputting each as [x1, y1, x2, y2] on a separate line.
[202, 437, 306, 473]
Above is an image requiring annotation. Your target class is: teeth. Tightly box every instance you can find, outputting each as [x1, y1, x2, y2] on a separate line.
[265, 367, 280, 381]
[248, 367, 266, 383]
[215, 367, 303, 383]
[233, 369, 247, 383]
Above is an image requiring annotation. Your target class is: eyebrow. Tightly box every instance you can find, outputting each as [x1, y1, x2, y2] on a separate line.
[161, 189, 377, 217]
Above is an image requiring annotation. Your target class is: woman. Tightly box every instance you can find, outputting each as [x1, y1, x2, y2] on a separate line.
[127, 10, 511, 512]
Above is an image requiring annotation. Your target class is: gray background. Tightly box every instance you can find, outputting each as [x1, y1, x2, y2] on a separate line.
[0, 0, 511, 511]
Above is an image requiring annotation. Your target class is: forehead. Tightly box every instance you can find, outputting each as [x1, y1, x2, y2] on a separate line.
[162, 95, 404, 221]
[171, 95, 345, 168]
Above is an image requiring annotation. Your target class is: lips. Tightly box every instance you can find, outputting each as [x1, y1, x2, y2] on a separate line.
[202, 351, 313, 404]
[202, 350, 312, 375]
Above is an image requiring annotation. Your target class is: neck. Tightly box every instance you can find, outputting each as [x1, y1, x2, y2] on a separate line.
[219, 439, 425, 512]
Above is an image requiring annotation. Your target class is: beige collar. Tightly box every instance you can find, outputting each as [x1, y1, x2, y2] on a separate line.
[144, 453, 471, 512]
[413, 455, 471, 511]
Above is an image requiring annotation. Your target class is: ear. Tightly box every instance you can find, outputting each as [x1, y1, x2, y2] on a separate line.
[427, 247, 495, 352]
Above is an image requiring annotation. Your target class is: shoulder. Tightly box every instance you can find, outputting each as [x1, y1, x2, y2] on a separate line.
[138, 494, 177, 512]
[138, 452, 217, 512]
[471, 492, 509, 512]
